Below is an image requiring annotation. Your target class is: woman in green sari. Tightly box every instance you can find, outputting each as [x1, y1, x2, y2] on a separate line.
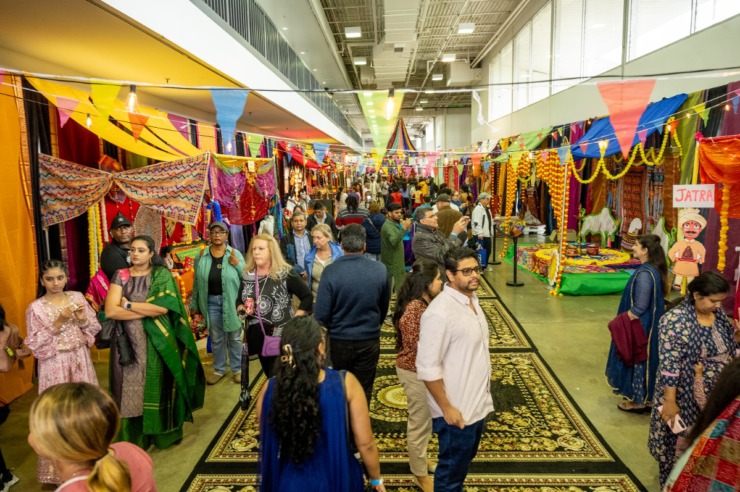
[105, 235, 205, 449]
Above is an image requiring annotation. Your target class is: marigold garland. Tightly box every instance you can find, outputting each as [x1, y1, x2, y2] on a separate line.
[717, 184, 731, 272]
[551, 162, 571, 295]
[499, 156, 521, 258]
[88, 206, 97, 278]
[96, 201, 104, 262]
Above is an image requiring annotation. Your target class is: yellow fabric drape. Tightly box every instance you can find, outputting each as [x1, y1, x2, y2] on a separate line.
[0, 77, 37, 403]
[25, 77, 201, 161]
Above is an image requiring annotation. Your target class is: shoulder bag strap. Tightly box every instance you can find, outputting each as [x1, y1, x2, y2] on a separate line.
[254, 274, 269, 337]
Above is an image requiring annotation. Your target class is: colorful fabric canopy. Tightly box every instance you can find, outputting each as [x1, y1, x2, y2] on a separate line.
[386, 118, 416, 152]
[493, 127, 552, 163]
[39, 153, 209, 227]
[571, 93, 688, 159]
[698, 134, 740, 219]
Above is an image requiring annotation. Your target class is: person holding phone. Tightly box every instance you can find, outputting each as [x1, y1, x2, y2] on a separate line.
[648, 272, 738, 487]
[25, 260, 101, 484]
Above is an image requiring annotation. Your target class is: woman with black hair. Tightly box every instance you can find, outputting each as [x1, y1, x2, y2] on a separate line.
[664, 357, 740, 490]
[336, 195, 369, 231]
[393, 259, 443, 492]
[648, 271, 738, 487]
[257, 316, 386, 492]
[607, 234, 667, 413]
[105, 235, 204, 450]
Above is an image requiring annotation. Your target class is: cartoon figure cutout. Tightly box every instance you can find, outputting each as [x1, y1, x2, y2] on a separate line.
[668, 208, 707, 290]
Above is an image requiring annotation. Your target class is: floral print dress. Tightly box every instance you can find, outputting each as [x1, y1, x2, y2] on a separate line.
[648, 299, 736, 486]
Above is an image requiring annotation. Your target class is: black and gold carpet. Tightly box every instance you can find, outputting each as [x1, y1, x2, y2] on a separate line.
[182, 277, 645, 491]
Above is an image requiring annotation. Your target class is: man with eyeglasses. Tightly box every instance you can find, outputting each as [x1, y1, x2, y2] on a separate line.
[416, 247, 493, 491]
[411, 205, 469, 278]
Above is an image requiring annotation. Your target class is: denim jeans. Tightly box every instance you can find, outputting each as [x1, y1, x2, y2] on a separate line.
[329, 338, 380, 405]
[432, 417, 485, 492]
[207, 295, 242, 375]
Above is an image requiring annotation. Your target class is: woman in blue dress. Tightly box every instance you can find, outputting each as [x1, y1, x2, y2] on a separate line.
[606, 234, 666, 413]
[648, 271, 736, 487]
[257, 316, 386, 492]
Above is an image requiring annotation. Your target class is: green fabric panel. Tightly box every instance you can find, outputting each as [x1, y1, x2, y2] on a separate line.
[677, 91, 703, 184]
[494, 127, 552, 163]
[558, 271, 631, 296]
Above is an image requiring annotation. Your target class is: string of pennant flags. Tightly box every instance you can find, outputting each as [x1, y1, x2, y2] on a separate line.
[2, 67, 739, 173]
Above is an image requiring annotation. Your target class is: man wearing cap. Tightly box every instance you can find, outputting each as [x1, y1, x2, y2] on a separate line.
[100, 212, 133, 281]
[434, 194, 463, 238]
[471, 193, 494, 268]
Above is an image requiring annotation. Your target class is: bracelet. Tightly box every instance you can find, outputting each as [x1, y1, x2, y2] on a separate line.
[450, 232, 458, 237]
[370, 478, 383, 486]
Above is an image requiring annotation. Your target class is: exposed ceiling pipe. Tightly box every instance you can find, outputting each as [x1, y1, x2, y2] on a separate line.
[371, 0, 379, 45]
[410, 0, 470, 106]
[404, 0, 431, 86]
[307, 0, 354, 89]
[346, 44, 364, 90]
[471, 0, 531, 67]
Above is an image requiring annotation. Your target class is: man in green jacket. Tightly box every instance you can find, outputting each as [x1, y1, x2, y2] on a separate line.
[381, 203, 412, 294]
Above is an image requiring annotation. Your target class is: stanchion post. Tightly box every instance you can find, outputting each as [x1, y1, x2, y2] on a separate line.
[489, 225, 501, 266]
[506, 235, 524, 287]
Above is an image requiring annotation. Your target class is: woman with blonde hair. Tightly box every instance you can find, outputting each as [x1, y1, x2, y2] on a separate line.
[237, 234, 313, 378]
[28, 382, 156, 491]
[304, 224, 343, 302]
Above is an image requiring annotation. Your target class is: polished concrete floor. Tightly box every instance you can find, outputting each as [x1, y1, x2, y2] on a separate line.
[0, 242, 660, 492]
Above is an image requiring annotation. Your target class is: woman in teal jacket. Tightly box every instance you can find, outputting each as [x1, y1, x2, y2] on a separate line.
[191, 221, 246, 384]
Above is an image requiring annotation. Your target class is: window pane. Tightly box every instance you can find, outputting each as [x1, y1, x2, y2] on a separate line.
[490, 41, 513, 120]
[628, 0, 691, 60]
[695, 0, 740, 31]
[513, 23, 532, 110]
[531, 3, 552, 104]
[584, 0, 623, 76]
[552, 0, 584, 94]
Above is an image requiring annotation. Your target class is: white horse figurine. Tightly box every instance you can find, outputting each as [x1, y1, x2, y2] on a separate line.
[580, 207, 621, 246]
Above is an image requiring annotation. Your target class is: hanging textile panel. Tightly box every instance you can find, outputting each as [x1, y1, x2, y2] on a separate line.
[39, 153, 209, 227]
[699, 134, 740, 219]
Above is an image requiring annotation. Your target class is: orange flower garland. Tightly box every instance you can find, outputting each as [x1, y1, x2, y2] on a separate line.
[717, 184, 731, 272]
[499, 155, 523, 258]
[551, 162, 571, 295]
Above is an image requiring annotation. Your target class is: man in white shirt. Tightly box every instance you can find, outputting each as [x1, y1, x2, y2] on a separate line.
[416, 246, 493, 491]
[471, 193, 494, 267]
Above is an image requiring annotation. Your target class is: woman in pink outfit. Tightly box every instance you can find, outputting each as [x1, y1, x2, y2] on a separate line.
[25, 260, 101, 484]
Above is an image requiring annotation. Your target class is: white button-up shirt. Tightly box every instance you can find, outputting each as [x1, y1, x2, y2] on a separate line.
[416, 284, 494, 425]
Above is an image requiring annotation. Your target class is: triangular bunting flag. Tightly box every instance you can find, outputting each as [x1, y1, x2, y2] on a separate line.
[313, 143, 330, 166]
[597, 79, 655, 157]
[128, 113, 150, 142]
[557, 146, 570, 164]
[211, 89, 250, 154]
[0, 69, 5, 88]
[732, 95, 740, 114]
[90, 80, 122, 118]
[637, 129, 648, 145]
[55, 97, 79, 128]
[579, 142, 589, 155]
[482, 161, 491, 172]
[247, 134, 262, 158]
[699, 109, 711, 126]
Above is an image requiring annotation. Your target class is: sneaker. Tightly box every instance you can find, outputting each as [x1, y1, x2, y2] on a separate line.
[232, 371, 241, 383]
[206, 372, 224, 385]
[3, 474, 19, 491]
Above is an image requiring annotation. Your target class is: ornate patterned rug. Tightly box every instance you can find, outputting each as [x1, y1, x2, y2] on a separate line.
[184, 473, 643, 492]
[181, 278, 645, 491]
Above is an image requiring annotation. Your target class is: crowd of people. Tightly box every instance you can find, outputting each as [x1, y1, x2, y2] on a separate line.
[2, 174, 740, 492]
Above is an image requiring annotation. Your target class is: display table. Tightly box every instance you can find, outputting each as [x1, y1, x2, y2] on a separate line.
[505, 243, 639, 296]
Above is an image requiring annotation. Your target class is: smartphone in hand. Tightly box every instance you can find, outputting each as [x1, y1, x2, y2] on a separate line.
[657, 406, 688, 433]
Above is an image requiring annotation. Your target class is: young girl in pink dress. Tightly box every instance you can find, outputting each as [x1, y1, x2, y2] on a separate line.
[25, 260, 101, 484]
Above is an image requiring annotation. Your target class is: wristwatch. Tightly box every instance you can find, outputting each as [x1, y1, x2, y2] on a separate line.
[124, 301, 132, 310]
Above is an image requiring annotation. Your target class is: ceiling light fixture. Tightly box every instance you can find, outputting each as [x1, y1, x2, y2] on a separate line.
[441, 53, 456, 62]
[300, 51, 306, 55]
[432, 74, 443, 81]
[366, 101, 374, 106]
[363, 91, 373, 97]
[415, 106, 423, 111]
[458, 23, 475, 34]
[385, 88, 395, 119]
[353, 57, 367, 66]
[126, 85, 138, 113]
[312, 68, 317, 72]
[345, 26, 362, 38]
[281, 27, 288, 31]
[420, 99, 428, 104]
[86, 114, 92, 128]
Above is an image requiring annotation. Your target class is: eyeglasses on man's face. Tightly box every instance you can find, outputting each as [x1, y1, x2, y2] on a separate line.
[453, 266, 483, 276]
[211, 230, 228, 236]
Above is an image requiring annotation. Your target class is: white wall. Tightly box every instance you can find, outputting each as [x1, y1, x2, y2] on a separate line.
[433, 109, 472, 150]
[472, 14, 740, 143]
